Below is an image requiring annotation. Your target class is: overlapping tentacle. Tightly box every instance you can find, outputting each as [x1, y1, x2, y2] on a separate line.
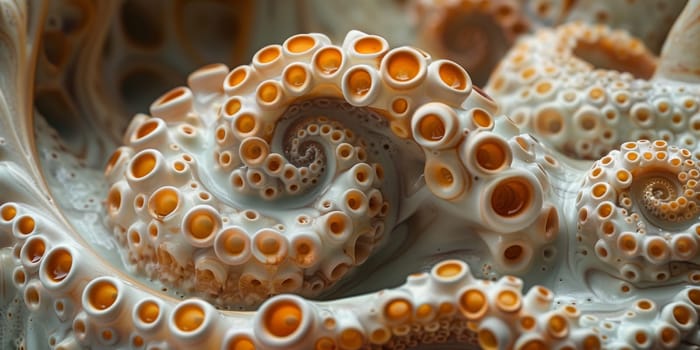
[1, 0, 700, 345]
[487, 22, 700, 160]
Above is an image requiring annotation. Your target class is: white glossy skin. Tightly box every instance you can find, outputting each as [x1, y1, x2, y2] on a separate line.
[103, 29, 555, 307]
[0, 1, 700, 350]
[486, 22, 700, 160]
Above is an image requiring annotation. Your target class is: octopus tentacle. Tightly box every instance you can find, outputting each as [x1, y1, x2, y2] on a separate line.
[2, 205, 609, 350]
[2, 0, 700, 345]
[412, 0, 531, 86]
[525, 0, 685, 53]
[107, 25, 569, 319]
[421, 111, 562, 274]
[486, 21, 700, 160]
[105, 33, 405, 306]
[4, 194, 697, 350]
[104, 31, 511, 307]
[576, 140, 700, 282]
[411, 0, 685, 88]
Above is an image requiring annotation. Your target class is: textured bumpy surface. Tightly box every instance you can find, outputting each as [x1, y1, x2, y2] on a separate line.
[1, 0, 700, 349]
[487, 22, 700, 160]
[576, 140, 700, 282]
[103, 31, 563, 307]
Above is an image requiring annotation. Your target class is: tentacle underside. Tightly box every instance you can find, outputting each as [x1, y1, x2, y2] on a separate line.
[1, 1, 700, 349]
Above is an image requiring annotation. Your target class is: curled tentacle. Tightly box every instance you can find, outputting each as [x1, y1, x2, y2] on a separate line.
[486, 22, 700, 160]
[104, 28, 564, 307]
[576, 140, 700, 282]
[105, 31, 498, 306]
[412, 0, 531, 86]
[4, 3, 700, 345]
